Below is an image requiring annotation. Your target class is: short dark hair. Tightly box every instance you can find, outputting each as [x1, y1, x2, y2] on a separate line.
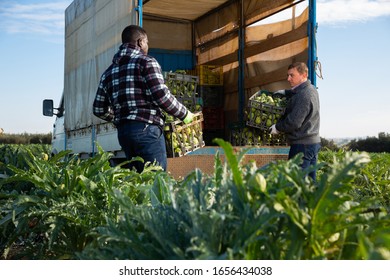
[288, 62, 308, 75]
[121, 25, 147, 44]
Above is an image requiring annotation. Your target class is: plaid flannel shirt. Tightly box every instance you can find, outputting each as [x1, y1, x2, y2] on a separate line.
[93, 43, 188, 127]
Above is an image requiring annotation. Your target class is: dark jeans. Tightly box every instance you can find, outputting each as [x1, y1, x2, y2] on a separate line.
[288, 143, 321, 181]
[117, 121, 167, 173]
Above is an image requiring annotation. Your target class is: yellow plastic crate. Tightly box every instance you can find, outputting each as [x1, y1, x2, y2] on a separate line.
[196, 65, 223, 85]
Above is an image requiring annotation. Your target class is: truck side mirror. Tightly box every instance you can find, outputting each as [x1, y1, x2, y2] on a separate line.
[43, 99, 54, 117]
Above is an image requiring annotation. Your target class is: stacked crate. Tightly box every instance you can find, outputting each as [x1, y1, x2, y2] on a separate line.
[164, 71, 201, 112]
[164, 72, 205, 157]
[230, 90, 288, 146]
[164, 112, 205, 158]
[245, 90, 287, 146]
[230, 123, 287, 146]
[230, 126, 262, 146]
[196, 65, 225, 145]
[196, 65, 223, 86]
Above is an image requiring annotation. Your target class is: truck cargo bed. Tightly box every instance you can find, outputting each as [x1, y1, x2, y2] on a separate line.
[167, 146, 289, 179]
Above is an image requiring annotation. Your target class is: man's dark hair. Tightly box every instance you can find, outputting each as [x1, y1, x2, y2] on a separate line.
[121, 25, 147, 44]
[288, 62, 308, 75]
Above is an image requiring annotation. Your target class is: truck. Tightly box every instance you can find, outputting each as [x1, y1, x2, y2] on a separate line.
[43, 0, 319, 177]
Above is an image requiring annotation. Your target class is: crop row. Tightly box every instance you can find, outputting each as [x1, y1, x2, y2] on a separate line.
[0, 143, 389, 260]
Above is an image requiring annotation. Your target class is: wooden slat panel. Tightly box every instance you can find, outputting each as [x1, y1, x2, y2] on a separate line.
[203, 22, 307, 68]
[223, 49, 308, 94]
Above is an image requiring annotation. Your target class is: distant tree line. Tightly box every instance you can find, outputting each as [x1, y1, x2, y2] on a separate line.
[347, 132, 390, 153]
[0, 133, 52, 145]
[320, 137, 339, 151]
[319, 133, 390, 153]
[1, 132, 389, 153]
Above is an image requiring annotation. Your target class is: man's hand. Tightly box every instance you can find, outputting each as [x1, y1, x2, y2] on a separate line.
[183, 111, 194, 124]
[269, 124, 279, 135]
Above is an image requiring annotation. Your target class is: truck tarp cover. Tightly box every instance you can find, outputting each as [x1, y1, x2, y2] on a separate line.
[64, 0, 309, 130]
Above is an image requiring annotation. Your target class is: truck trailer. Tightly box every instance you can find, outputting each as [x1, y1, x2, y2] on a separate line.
[43, 0, 319, 177]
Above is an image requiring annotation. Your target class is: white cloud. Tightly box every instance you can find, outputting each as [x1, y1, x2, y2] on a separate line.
[0, 1, 70, 35]
[252, 0, 390, 27]
[317, 0, 390, 25]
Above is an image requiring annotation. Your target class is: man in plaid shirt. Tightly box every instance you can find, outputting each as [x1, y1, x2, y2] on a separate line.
[93, 25, 194, 173]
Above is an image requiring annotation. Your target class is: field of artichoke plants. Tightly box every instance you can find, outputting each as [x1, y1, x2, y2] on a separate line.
[0, 140, 389, 260]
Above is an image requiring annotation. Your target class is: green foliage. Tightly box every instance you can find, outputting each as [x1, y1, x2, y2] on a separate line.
[0, 133, 52, 144]
[350, 153, 390, 212]
[0, 144, 52, 192]
[80, 140, 390, 260]
[320, 137, 339, 151]
[319, 150, 390, 211]
[0, 145, 162, 259]
[348, 132, 390, 152]
[1, 142, 389, 260]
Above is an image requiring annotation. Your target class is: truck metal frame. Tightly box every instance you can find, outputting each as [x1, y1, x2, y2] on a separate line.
[43, 0, 319, 162]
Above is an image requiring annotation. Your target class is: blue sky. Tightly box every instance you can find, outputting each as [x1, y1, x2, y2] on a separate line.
[0, 0, 389, 139]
